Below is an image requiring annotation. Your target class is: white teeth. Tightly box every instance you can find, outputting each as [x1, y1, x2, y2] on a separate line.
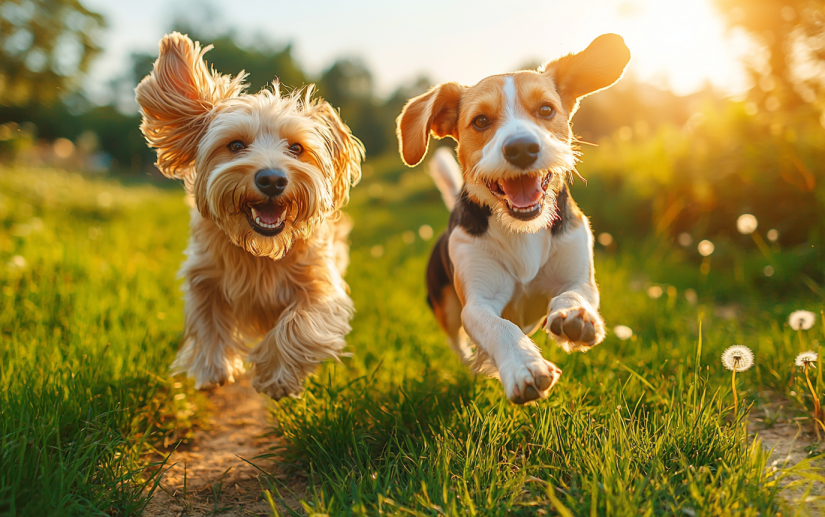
[512, 203, 540, 213]
[254, 218, 284, 230]
[250, 206, 285, 230]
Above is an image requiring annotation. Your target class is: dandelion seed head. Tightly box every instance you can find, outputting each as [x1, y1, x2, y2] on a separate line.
[736, 214, 758, 235]
[721, 345, 754, 372]
[788, 310, 816, 330]
[419, 225, 434, 240]
[795, 351, 818, 368]
[647, 286, 663, 299]
[8, 255, 26, 269]
[614, 325, 633, 340]
[698, 240, 715, 257]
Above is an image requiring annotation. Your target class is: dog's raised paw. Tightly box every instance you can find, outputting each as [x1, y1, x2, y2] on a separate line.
[546, 306, 604, 352]
[501, 357, 562, 405]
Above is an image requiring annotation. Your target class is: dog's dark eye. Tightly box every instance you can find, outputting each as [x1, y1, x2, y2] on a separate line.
[538, 105, 555, 119]
[288, 143, 303, 156]
[472, 115, 491, 130]
[228, 140, 246, 152]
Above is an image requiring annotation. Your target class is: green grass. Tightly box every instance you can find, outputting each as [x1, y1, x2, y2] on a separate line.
[0, 168, 203, 515]
[1, 163, 823, 516]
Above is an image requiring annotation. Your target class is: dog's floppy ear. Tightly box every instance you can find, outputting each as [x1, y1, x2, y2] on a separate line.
[308, 99, 364, 210]
[135, 32, 245, 179]
[544, 34, 630, 114]
[396, 82, 464, 167]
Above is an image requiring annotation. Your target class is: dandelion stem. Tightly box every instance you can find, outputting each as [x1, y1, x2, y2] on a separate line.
[803, 364, 823, 439]
[750, 232, 772, 261]
[732, 365, 738, 418]
[798, 329, 806, 351]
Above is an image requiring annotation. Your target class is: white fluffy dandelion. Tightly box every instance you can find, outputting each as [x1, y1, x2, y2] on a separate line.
[698, 240, 715, 257]
[736, 214, 758, 235]
[614, 325, 633, 340]
[789, 310, 816, 330]
[721, 345, 754, 372]
[796, 351, 819, 368]
[723, 345, 754, 417]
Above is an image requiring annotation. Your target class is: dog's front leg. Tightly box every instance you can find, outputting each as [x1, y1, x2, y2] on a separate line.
[248, 287, 354, 400]
[458, 262, 562, 404]
[174, 278, 247, 390]
[544, 221, 605, 352]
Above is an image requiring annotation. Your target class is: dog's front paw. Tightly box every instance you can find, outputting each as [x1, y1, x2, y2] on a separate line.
[250, 369, 303, 400]
[499, 349, 562, 405]
[183, 355, 244, 391]
[545, 306, 604, 352]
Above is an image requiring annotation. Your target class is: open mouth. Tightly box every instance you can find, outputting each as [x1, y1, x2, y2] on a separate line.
[245, 201, 287, 236]
[485, 171, 552, 221]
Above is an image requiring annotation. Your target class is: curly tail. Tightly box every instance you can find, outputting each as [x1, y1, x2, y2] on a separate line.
[427, 147, 463, 211]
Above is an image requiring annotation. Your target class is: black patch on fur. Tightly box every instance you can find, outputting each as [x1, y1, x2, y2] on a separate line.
[551, 182, 581, 236]
[426, 231, 454, 307]
[449, 189, 492, 237]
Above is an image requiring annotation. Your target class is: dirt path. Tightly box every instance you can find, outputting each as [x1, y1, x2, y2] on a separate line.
[142, 376, 298, 517]
[751, 419, 825, 513]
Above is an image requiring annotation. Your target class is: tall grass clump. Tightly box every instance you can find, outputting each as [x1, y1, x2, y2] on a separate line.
[0, 168, 197, 515]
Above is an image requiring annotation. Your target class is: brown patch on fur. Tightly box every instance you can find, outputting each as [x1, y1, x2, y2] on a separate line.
[542, 33, 631, 114]
[453, 76, 506, 169]
[307, 100, 363, 210]
[135, 32, 245, 179]
[396, 82, 464, 167]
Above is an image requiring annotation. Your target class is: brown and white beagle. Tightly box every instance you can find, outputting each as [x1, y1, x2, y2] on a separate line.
[396, 34, 630, 403]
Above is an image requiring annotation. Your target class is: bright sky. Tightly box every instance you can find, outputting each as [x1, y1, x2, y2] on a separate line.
[83, 0, 753, 102]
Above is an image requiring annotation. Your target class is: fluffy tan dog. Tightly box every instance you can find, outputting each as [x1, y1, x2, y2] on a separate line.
[135, 33, 363, 399]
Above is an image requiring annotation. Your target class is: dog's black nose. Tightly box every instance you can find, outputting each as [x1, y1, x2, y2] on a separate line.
[254, 169, 288, 197]
[502, 135, 540, 169]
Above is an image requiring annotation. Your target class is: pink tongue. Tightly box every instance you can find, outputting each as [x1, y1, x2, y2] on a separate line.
[500, 175, 543, 208]
[255, 203, 285, 224]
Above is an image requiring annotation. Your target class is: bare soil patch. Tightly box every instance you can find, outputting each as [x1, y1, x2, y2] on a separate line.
[751, 411, 825, 513]
[142, 376, 300, 517]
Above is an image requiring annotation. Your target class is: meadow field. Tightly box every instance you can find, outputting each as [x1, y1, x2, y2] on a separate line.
[1, 148, 824, 516]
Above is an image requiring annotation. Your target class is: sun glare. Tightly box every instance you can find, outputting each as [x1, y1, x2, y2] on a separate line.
[611, 0, 751, 95]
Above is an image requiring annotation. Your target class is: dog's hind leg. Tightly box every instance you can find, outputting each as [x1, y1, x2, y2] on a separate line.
[426, 232, 472, 362]
[431, 285, 471, 363]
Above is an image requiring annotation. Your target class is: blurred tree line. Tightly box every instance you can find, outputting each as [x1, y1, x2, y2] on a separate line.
[0, 0, 823, 251]
[0, 1, 722, 174]
[0, 5, 437, 172]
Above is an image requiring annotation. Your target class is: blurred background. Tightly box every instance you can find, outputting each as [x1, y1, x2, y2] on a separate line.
[0, 0, 823, 276]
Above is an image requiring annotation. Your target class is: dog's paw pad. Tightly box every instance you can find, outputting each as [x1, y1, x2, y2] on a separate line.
[546, 307, 604, 352]
[504, 359, 562, 405]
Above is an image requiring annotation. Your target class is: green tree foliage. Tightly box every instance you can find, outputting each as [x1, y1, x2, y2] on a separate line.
[0, 0, 105, 106]
[134, 22, 308, 94]
[715, 0, 825, 111]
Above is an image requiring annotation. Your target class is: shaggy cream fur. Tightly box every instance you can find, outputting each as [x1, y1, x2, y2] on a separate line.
[136, 32, 362, 398]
